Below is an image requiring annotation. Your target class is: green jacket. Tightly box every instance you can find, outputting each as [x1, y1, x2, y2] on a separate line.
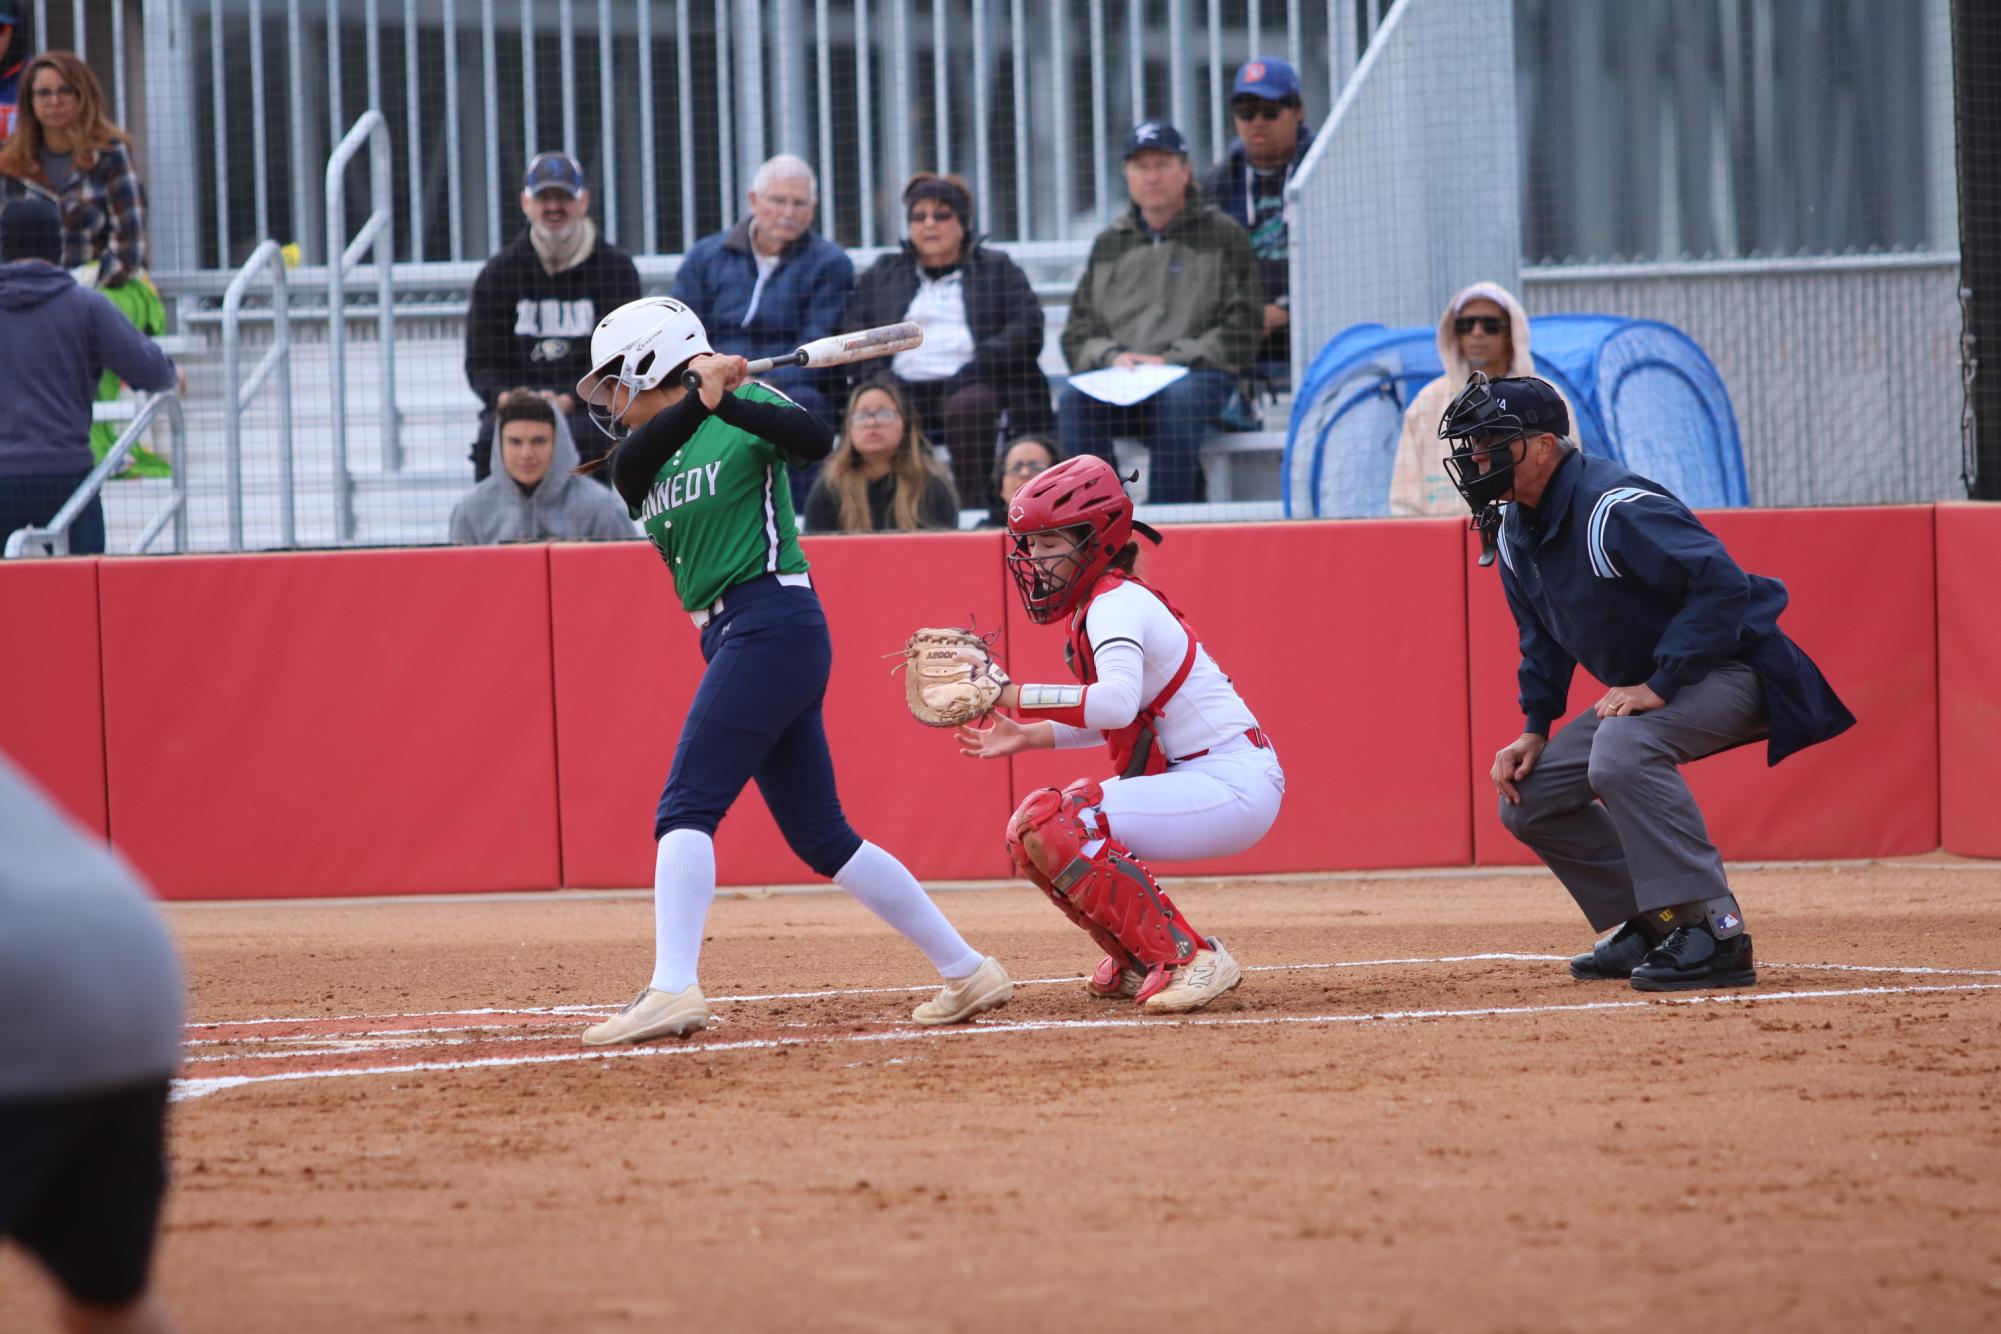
[1060, 192, 1264, 375]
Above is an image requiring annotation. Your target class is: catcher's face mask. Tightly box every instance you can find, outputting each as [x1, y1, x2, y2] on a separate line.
[1007, 526, 1092, 625]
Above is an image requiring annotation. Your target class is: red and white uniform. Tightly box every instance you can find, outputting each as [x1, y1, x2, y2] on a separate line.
[1023, 576, 1284, 862]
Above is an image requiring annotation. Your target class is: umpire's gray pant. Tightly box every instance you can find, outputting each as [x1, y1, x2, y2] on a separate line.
[1497, 661, 1767, 931]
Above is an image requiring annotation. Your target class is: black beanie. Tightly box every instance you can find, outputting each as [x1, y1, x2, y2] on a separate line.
[0, 198, 63, 264]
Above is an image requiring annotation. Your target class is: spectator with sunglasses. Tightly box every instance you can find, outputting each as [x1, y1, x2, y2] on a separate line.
[1393, 281, 1571, 516]
[840, 173, 1054, 506]
[980, 433, 1064, 528]
[1202, 57, 1313, 379]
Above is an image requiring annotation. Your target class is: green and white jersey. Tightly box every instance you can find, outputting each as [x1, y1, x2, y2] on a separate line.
[630, 382, 811, 612]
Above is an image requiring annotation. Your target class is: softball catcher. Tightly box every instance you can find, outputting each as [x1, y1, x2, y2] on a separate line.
[902, 456, 1284, 1013]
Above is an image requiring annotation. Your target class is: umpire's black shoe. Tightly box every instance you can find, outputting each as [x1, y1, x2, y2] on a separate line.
[1569, 920, 1653, 980]
[1629, 925, 1756, 992]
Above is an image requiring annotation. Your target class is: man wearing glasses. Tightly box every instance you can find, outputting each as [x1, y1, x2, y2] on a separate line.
[1202, 57, 1313, 381]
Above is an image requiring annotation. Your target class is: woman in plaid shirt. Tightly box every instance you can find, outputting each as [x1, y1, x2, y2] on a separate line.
[0, 50, 145, 287]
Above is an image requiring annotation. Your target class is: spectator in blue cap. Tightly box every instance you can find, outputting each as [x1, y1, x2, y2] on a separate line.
[463, 149, 641, 482]
[1203, 56, 1312, 380]
[1058, 119, 1263, 504]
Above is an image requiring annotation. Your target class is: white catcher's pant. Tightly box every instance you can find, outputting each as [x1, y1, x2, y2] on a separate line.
[1089, 733, 1286, 863]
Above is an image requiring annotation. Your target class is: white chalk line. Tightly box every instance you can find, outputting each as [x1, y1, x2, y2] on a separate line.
[170, 980, 2001, 1103]
[181, 952, 2001, 1042]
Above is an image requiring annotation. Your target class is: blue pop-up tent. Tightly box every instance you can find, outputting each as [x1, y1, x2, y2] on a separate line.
[1283, 314, 1747, 517]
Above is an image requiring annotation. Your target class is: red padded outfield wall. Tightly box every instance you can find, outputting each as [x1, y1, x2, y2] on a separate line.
[1465, 506, 1938, 864]
[1938, 504, 2001, 857]
[95, 548, 563, 899]
[0, 504, 1986, 898]
[0, 559, 107, 835]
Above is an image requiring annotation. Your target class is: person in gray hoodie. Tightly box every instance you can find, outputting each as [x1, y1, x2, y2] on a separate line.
[448, 388, 638, 545]
[0, 196, 175, 554]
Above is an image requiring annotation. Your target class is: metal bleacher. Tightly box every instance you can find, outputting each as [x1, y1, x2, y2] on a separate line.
[95, 240, 1287, 554]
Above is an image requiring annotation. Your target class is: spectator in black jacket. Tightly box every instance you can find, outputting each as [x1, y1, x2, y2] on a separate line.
[464, 151, 641, 480]
[841, 173, 1052, 506]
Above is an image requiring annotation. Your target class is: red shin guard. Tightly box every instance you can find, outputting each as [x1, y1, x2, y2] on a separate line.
[1008, 780, 1208, 990]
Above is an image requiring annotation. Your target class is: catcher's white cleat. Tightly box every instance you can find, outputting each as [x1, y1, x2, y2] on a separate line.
[1140, 938, 1243, 1014]
[911, 956, 1015, 1025]
[581, 984, 710, 1046]
[1086, 954, 1145, 999]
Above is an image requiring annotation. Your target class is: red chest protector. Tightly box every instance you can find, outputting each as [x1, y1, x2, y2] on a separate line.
[1065, 571, 1201, 780]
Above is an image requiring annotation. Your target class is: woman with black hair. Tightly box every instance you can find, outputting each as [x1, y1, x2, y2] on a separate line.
[841, 173, 1053, 504]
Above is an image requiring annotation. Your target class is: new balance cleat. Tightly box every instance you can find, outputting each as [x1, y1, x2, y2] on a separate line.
[1140, 937, 1244, 1014]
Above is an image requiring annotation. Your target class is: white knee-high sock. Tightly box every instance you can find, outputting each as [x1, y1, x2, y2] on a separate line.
[649, 829, 717, 994]
[833, 841, 984, 979]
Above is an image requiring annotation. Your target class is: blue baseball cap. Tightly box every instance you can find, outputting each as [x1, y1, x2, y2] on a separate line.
[1233, 56, 1301, 102]
[1124, 120, 1190, 160]
[523, 150, 586, 197]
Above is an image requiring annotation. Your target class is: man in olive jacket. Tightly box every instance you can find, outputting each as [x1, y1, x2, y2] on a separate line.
[1058, 120, 1262, 504]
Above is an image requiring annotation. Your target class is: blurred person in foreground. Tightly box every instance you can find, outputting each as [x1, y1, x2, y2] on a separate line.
[448, 389, 636, 545]
[802, 377, 959, 533]
[0, 197, 175, 554]
[979, 433, 1063, 528]
[1058, 120, 1262, 504]
[1444, 372, 1853, 992]
[0, 749, 185, 1334]
[841, 172, 1053, 503]
[464, 150, 641, 480]
[1202, 56, 1313, 383]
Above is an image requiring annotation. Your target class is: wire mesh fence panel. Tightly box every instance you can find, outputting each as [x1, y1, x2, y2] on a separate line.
[1284, 0, 1964, 520]
[0, 0, 1971, 559]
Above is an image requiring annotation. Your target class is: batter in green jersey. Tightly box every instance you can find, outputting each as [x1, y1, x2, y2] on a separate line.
[570, 297, 1013, 1047]
[629, 379, 811, 613]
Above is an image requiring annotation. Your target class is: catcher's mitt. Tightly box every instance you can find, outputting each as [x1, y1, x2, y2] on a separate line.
[896, 626, 1012, 727]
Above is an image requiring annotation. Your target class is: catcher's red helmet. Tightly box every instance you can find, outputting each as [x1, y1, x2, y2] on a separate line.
[1004, 455, 1138, 623]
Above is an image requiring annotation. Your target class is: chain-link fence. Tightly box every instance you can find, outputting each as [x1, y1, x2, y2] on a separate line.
[0, 0, 1976, 559]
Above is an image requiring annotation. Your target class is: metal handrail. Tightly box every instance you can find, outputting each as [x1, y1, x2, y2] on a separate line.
[4, 395, 188, 559]
[325, 111, 397, 542]
[221, 239, 296, 550]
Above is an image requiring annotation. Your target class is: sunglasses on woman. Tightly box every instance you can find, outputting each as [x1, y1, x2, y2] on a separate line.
[1454, 315, 1507, 336]
[850, 408, 903, 427]
[908, 208, 957, 224]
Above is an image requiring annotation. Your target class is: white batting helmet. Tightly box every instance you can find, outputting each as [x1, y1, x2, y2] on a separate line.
[576, 296, 713, 440]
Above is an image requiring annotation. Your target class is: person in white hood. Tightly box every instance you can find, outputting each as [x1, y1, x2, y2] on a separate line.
[1392, 281, 1568, 517]
[447, 389, 637, 545]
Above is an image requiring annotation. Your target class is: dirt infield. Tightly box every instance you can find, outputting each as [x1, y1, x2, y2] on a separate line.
[4, 862, 2000, 1332]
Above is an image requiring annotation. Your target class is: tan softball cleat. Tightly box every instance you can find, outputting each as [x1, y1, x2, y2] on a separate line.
[1087, 954, 1145, 999]
[1141, 938, 1243, 1014]
[581, 984, 710, 1046]
[911, 956, 1015, 1025]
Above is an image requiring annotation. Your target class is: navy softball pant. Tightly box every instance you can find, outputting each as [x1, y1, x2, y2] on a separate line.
[655, 575, 864, 878]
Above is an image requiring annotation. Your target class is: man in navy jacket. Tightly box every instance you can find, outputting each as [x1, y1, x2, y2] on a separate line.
[1442, 373, 1854, 992]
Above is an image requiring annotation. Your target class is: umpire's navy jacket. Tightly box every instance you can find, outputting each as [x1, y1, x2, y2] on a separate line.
[1495, 450, 1854, 764]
